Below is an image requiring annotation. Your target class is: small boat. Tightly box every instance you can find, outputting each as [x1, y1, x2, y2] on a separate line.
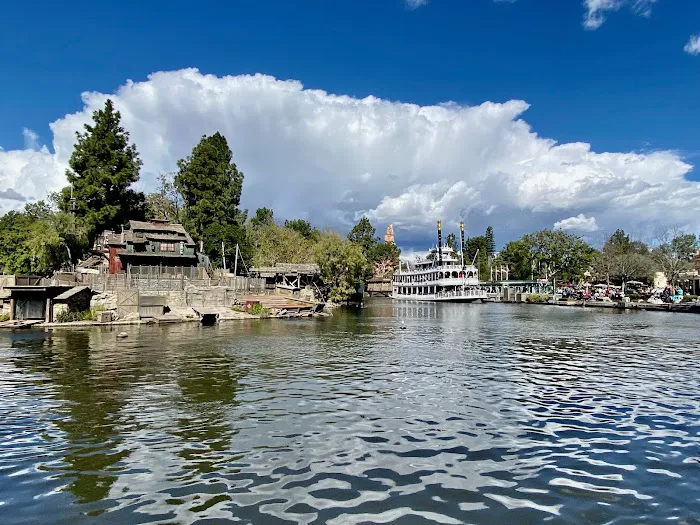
[391, 220, 487, 303]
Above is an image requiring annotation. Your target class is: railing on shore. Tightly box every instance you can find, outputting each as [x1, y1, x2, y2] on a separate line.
[81, 266, 265, 293]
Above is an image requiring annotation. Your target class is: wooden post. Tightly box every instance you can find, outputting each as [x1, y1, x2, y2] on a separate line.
[9, 298, 15, 321]
[45, 298, 52, 323]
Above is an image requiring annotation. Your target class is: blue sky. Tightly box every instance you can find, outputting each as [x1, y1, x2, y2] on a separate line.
[2, 0, 698, 155]
[1, 0, 699, 247]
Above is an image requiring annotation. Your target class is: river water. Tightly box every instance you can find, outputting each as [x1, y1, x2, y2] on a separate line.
[1, 301, 699, 524]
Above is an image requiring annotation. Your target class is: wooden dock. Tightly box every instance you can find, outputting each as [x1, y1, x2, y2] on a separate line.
[0, 320, 44, 330]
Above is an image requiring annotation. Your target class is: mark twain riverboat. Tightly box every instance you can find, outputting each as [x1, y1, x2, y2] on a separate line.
[391, 221, 487, 303]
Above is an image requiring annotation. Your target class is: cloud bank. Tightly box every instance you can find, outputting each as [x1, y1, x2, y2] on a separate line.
[0, 69, 696, 248]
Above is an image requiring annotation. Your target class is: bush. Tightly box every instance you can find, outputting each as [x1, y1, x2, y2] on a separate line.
[527, 294, 551, 303]
[0, 312, 9, 322]
[250, 302, 270, 316]
[682, 294, 698, 303]
[626, 293, 640, 300]
[56, 307, 104, 323]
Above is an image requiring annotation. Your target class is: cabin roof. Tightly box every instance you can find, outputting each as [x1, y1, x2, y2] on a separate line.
[53, 286, 93, 301]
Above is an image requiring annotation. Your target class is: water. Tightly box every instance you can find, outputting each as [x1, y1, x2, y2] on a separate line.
[1, 302, 699, 524]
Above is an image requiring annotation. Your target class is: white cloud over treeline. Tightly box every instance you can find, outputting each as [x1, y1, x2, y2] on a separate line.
[0, 69, 696, 246]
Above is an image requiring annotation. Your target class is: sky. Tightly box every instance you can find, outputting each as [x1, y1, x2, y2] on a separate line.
[1, 0, 699, 251]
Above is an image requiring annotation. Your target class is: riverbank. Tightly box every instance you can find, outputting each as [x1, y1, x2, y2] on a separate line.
[510, 298, 700, 314]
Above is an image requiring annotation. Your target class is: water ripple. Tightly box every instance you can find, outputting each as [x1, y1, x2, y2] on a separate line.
[0, 303, 699, 524]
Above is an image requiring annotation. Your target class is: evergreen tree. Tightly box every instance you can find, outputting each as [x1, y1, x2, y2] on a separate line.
[485, 226, 495, 258]
[284, 219, 318, 240]
[347, 217, 379, 256]
[251, 207, 274, 228]
[175, 132, 244, 242]
[61, 99, 145, 241]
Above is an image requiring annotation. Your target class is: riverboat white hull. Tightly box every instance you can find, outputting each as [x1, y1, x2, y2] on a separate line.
[391, 290, 487, 303]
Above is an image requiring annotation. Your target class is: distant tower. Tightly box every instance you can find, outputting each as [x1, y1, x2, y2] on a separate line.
[384, 224, 395, 245]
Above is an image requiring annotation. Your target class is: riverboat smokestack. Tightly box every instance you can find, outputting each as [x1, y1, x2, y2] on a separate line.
[460, 221, 466, 269]
[437, 220, 443, 266]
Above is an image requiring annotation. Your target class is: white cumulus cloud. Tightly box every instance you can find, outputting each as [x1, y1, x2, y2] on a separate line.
[22, 128, 40, 151]
[553, 214, 599, 232]
[0, 68, 697, 248]
[583, 0, 657, 30]
[684, 34, 700, 55]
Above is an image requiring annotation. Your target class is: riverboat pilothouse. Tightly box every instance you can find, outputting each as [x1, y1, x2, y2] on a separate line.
[392, 220, 487, 303]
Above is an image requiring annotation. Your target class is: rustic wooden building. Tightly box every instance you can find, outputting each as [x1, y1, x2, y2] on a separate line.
[95, 220, 199, 274]
[4, 285, 72, 322]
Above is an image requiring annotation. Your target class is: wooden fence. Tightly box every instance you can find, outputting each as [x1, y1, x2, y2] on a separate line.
[82, 271, 265, 292]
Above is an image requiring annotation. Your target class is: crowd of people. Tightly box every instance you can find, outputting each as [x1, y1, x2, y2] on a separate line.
[558, 283, 687, 303]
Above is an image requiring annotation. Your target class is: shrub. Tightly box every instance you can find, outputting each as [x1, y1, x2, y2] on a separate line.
[0, 312, 9, 322]
[527, 294, 551, 304]
[626, 293, 640, 301]
[682, 294, 698, 303]
[250, 302, 270, 316]
[56, 307, 104, 323]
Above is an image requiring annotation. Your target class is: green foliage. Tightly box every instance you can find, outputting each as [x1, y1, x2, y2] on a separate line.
[145, 172, 181, 222]
[523, 229, 594, 283]
[464, 235, 489, 278]
[347, 217, 379, 256]
[0, 312, 9, 322]
[0, 202, 87, 275]
[60, 99, 145, 242]
[251, 207, 275, 228]
[682, 294, 698, 303]
[485, 226, 495, 257]
[250, 302, 270, 316]
[247, 222, 313, 267]
[313, 232, 370, 303]
[284, 219, 319, 241]
[671, 234, 697, 261]
[445, 233, 457, 249]
[498, 239, 533, 280]
[175, 132, 244, 243]
[369, 242, 401, 276]
[203, 221, 250, 270]
[56, 307, 104, 323]
[527, 294, 551, 303]
[0, 211, 36, 274]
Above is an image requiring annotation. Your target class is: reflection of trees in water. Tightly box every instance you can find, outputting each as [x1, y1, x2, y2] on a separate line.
[170, 351, 246, 478]
[14, 330, 143, 505]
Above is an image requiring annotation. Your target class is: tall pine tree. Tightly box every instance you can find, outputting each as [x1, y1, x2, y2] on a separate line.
[485, 226, 495, 258]
[175, 132, 245, 241]
[61, 99, 145, 241]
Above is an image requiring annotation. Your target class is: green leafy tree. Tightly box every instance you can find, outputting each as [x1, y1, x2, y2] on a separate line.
[145, 172, 181, 222]
[347, 217, 379, 256]
[248, 222, 314, 267]
[369, 242, 401, 276]
[60, 99, 145, 242]
[498, 239, 533, 280]
[313, 232, 369, 303]
[0, 211, 36, 274]
[445, 233, 457, 249]
[251, 207, 275, 228]
[175, 132, 244, 243]
[284, 219, 319, 241]
[464, 235, 489, 277]
[652, 228, 697, 286]
[524, 229, 593, 284]
[203, 222, 251, 271]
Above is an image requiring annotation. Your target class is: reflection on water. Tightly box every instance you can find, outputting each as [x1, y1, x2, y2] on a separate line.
[1, 301, 699, 524]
